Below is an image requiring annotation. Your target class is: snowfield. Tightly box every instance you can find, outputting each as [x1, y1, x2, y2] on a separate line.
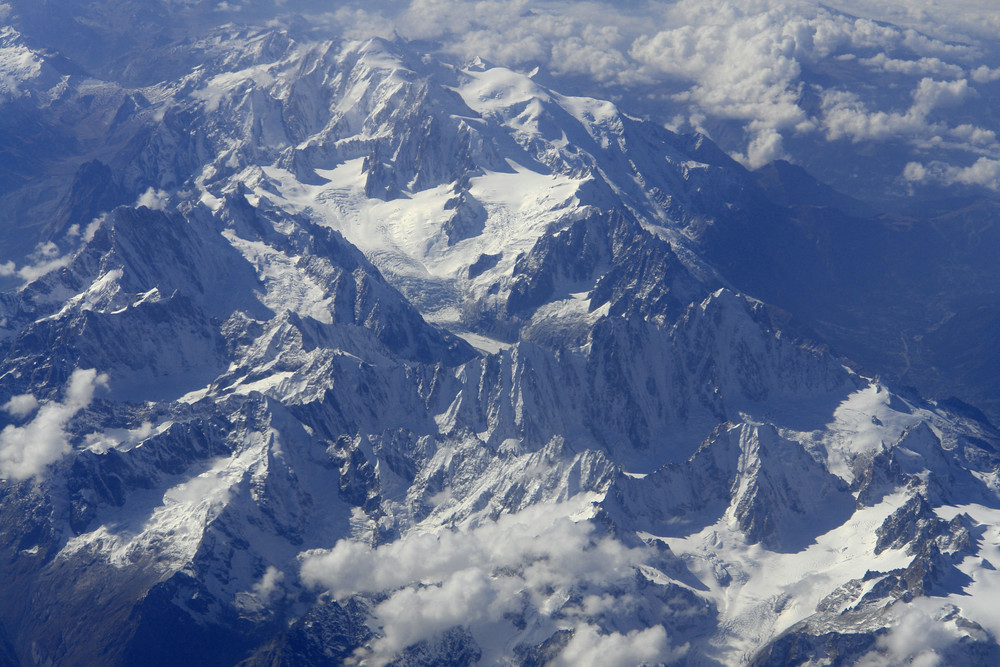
[0, 8, 999, 666]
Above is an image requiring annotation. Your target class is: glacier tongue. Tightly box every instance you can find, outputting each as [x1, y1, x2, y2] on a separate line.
[0, 23, 999, 667]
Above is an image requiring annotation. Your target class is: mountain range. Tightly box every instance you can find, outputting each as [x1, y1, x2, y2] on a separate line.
[1, 3, 1000, 665]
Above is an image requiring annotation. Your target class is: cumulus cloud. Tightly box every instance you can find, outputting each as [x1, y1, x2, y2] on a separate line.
[316, 0, 1000, 173]
[252, 565, 285, 601]
[820, 76, 983, 147]
[860, 53, 965, 78]
[856, 601, 968, 667]
[136, 187, 170, 211]
[905, 156, 1000, 190]
[912, 77, 974, 113]
[823, 0, 1000, 45]
[81, 216, 104, 243]
[553, 623, 674, 667]
[971, 65, 1000, 83]
[2, 393, 39, 419]
[381, 0, 649, 85]
[0, 369, 109, 480]
[300, 501, 683, 665]
[949, 123, 997, 146]
[820, 90, 922, 142]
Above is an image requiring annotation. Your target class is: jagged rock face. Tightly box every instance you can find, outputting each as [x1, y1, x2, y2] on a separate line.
[1, 21, 1000, 667]
[604, 421, 857, 552]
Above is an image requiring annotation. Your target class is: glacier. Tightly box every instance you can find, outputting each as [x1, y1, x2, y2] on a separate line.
[0, 6, 999, 666]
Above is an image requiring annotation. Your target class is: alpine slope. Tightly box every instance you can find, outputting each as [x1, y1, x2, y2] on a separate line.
[0, 11, 999, 667]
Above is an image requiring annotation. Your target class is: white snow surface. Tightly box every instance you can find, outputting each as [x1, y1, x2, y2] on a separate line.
[257, 155, 586, 324]
[1, 30, 998, 667]
[656, 493, 913, 662]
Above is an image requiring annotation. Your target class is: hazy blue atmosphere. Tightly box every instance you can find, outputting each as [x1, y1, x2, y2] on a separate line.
[0, 1, 999, 665]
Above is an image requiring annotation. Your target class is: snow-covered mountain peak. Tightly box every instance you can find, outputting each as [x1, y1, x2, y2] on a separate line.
[142, 34, 759, 343]
[2, 16, 1000, 667]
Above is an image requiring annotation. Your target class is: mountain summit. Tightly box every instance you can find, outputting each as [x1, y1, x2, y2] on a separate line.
[1, 10, 1000, 667]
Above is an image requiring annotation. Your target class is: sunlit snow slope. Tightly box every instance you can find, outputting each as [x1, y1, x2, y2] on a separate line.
[0, 20, 998, 667]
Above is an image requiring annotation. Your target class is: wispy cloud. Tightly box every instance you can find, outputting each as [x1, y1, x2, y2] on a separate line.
[3, 215, 105, 284]
[15, 241, 75, 283]
[83, 421, 153, 454]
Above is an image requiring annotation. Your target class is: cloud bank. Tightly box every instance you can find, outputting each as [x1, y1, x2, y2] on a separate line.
[300, 501, 686, 665]
[313, 0, 1000, 182]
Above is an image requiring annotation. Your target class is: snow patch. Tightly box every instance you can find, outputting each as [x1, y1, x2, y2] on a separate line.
[656, 492, 913, 661]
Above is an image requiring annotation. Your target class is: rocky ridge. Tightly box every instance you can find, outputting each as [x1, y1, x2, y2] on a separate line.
[0, 23, 998, 667]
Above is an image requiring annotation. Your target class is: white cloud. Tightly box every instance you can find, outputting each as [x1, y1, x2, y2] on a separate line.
[911, 77, 974, 114]
[17, 255, 73, 282]
[0, 369, 109, 480]
[33, 241, 59, 259]
[384, 0, 648, 86]
[820, 77, 983, 145]
[326, 7, 396, 42]
[324, 0, 1000, 171]
[163, 472, 233, 506]
[744, 126, 790, 169]
[2, 394, 39, 419]
[12, 216, 106, 285]
[16, 240, 74, 282]
[905, 156, 1000, 191]
[856, 601, 968, 667]
[903, 161, 929, 182]
[290, 0, 1000, 179]
[553, 623, 682, 667]
[971, 65, 1000, 83]
[300, 500, 684, 665]
[361, 567, 502, 662]
[549, 26, 633, 84]
[860, 53, 965, 78]
[136, 187, 170, 211]
[82, 216, 103, 243]
[954, 157, 1000, 187]
[84, 421, 154, 454]
[627, 2, 819, 165]
[949, 123, 997, 146]
[823, 0, 1000, 45]
[252, 565, 285, 601]
[821, 89, 924, 142]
